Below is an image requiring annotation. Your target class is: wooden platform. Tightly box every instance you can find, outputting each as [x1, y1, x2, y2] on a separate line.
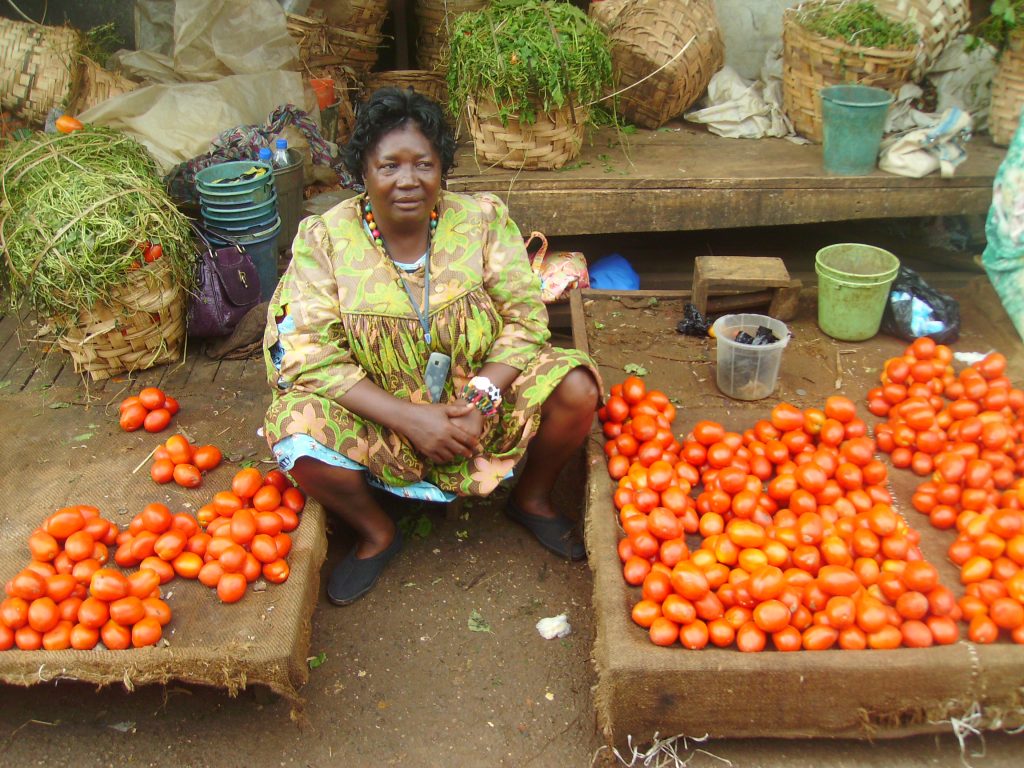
[440, 123, 1005, 236]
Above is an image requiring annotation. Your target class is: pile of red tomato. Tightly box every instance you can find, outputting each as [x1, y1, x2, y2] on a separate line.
[0, 505, 169, 651]
[600, 375, 966, 651]
[867, 337, 1024, 643]
[149, 433, 223, 488]
[119, 387, 180, 433]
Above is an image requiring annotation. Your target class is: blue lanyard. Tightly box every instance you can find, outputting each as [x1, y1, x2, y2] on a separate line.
[397, 261, 431, 345]
[364, 218, 433, 345]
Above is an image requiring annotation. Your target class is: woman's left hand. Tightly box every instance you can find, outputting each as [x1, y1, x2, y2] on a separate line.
[449, 400, 486, 444]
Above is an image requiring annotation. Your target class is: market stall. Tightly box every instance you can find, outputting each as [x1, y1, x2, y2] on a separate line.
[576, 278, 1024, 745]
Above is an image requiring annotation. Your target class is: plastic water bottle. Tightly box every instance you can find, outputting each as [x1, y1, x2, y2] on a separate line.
[272, 138, 289, 169]
[258, 147, 272, 167]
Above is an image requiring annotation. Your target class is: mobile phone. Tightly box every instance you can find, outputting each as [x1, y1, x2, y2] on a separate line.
[425, 352, 451, 403]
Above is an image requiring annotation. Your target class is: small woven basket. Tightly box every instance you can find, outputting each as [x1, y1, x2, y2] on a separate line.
[599, 0, 724, 130]
[67, 56, 139, 114]
[414, 0, 488, 73]
[51, 257, 186, 381]
[286, 2, 387, 76]
[466, 96, 587, 171]
[873, 0, 969, 78]
[363, 70, 448, 105]
[782, 7, 918, 142]
[990, 31, 1024, 147]
[0, 18, 81, 125]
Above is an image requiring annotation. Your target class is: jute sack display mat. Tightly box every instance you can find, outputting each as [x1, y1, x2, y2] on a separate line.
[582, 278, 1024, 746]
[0, 390, 326, 704]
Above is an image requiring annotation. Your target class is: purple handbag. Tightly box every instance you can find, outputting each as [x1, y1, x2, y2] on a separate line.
[187, 227, 262, 338]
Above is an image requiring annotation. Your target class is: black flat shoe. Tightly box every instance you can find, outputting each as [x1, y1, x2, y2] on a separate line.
[505, 500, 586, 561]
[327, 530, 404, 606]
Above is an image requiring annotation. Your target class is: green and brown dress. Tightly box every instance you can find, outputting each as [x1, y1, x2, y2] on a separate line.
[263, 190, 600, 499]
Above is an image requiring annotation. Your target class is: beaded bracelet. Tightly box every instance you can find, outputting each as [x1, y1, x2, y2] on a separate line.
[462, 376, 502, 417]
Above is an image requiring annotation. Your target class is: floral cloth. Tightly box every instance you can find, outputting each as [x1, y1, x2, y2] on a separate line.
[984, 119, 1024, 341]
[263, 190, 600, 497]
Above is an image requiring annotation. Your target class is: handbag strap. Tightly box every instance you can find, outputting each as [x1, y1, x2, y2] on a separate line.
[524, 231, 549, 275]
[191, 221, 244, 255]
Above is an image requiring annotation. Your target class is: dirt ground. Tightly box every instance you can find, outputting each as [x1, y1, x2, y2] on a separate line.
[1, 217, 1024, 767]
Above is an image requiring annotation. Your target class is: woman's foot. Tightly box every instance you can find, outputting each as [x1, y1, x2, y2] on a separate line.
[505, 496, 585, 561]
[327, 529, 404, 605]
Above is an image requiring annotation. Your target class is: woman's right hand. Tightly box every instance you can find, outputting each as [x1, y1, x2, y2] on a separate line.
[402, 401, 479, 464]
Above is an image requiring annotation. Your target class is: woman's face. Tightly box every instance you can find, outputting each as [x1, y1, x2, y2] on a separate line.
[363, 122, 442, 230]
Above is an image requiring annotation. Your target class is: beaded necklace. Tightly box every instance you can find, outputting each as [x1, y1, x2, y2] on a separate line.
[362, 197, 440, 344]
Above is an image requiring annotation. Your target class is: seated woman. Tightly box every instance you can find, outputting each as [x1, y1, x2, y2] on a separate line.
[264, 87, 601, 605]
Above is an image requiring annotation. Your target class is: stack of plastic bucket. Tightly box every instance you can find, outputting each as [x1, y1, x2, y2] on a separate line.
[815, 244, 900, 341]
[195, 160, 281, 301]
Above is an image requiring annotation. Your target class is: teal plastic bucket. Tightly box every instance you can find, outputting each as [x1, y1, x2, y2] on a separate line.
[208, 217, 281, 301]
[815, 243, 900, 341]
[201, 190, 277, 216]
[820, 85, 894, 175]
[196, 161, 275, 205]
[201, 206, 278, 230]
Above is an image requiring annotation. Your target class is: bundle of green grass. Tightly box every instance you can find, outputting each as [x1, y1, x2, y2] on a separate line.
[0, 126, 194, 322]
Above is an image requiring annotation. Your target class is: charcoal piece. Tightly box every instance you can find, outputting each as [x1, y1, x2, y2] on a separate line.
[734, 331, 755, 344]
[751, 325, 780, 345]
[676, 302, 710, 337]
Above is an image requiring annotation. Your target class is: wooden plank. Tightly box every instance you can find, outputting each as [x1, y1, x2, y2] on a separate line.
[440, 123, 1004, 236]
[478, 185, 995, 237]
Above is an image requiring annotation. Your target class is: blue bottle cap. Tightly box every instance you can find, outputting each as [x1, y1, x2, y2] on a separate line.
[276, 138, 287, 149]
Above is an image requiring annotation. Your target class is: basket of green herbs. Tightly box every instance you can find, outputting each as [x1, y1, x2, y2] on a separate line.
[782, 1, 920, 141]
[447, 0, 613, 170]
[0, 126, 195, 380]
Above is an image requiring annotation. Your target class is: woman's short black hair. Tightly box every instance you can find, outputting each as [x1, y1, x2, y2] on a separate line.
[342, 87, 457, 184]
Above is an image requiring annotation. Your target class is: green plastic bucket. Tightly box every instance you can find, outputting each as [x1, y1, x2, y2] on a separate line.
[195, 161, 275, 205]
[815, 243, 900, 341]
[820, 85, 894, 175]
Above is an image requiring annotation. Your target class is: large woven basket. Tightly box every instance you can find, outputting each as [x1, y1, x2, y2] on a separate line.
[286, 1, 388, 76]
[990, 31, 1024, 147]
[67, 56, 139, 114]
[0, 18, 81, 125]
[599, 0, 724, 130]
[874, 0, 969, 78]
[466, 96, 587, 170]
[52, 257, 186, 381]
[782, 7, 918, 142]
[363, 70, 448, 105]
[415, 0, 489, 73]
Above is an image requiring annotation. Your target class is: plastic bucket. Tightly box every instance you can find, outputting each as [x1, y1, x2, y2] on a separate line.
[820, 85, 894, 175]
[711, 313, 791, 400]
[195, 160, 275, 205]
[272, 148, 304, 255]
[208, 216, 281, 301]
[815, 243, 900, 341]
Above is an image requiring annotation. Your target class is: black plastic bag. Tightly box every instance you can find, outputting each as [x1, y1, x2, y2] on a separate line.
[677, 303, 710, 337]
[881, 266, 960, 344]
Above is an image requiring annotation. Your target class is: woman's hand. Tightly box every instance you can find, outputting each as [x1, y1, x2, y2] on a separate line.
[449, 399, 486, 444]
[402, 401, 481, 464]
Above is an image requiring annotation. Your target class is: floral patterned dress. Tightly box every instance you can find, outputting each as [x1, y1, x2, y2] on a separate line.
[263, 190, 600, 497]
[984, 119, 1024, 342]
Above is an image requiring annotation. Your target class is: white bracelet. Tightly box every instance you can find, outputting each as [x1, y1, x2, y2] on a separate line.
[468, 375, 502, 408]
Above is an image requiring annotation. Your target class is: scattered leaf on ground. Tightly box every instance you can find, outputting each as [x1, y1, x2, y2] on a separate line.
[307, 652, 327, 669]
[468, 610, 492, 633]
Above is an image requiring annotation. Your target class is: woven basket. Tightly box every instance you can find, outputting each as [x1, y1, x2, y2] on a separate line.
[67, 56, 139, 114]
[990, 32, 1024, 147]
[0, 18, 81, 125]
[874, 0, 969, 78]
[415, 0, 489, 73]
[51, 257, 186, 381]
[600, 0, 724, 130]
[782, 7, 918, 143]
[466, 96, 587, 170]
[286, 4, 387, 76]
[363, 70, 448, 105]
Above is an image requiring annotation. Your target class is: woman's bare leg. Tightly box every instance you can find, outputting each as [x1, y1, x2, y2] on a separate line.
[288, 457, 396, 558]
[511, 367, 600, 518]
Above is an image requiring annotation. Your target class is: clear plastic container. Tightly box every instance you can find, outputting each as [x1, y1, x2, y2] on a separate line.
[711, 313, 791, 401]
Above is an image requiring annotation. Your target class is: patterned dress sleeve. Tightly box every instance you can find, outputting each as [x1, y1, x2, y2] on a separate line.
[272, 216, 367, 400]
[477, 194, 551, 369]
